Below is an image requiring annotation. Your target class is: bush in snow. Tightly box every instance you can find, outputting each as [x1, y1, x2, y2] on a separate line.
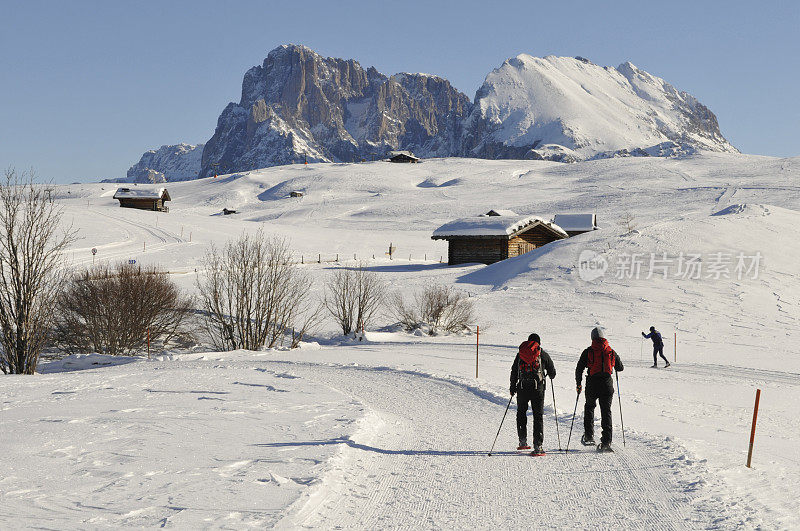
[324, 264, 385, 336]
[0, 169, 76, 374]
[390, 285, 474, 335]
[52, 262, 194, 356]
[196, 232, 320, 350]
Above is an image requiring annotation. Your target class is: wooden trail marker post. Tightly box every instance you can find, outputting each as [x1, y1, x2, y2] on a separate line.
[747, 388, 761, 468]
[475, 325, 480, 378]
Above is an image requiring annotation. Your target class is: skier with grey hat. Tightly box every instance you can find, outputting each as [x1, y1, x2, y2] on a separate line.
[575, 327, 624, 452]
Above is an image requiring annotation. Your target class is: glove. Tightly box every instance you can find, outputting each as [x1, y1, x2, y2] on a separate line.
[641, 332, 646, 337]
[576, 385, 582, 394]
[510, 386, 516, 397]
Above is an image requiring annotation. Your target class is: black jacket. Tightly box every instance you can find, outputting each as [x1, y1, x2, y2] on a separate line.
[510, 349, 556, 392]
[575, 347, 624, 388]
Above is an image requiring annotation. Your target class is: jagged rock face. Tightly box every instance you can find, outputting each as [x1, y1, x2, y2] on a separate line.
[143, 46, 736, 179]
[127, 143, 203, 182]
[199, 45, 472, 177]
[462, 55, 736, 161]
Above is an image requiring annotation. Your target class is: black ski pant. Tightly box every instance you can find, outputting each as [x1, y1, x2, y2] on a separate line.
[584, 379, 614, 444]
[516, 387, 545, 446]
[653, 345, 669, 365]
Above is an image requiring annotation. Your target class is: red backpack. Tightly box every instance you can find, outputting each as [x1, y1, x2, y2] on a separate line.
[518, 341, 544, 390]
[588, 338, 615, 376]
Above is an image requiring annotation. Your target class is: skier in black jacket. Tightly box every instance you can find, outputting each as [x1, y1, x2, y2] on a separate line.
[510, 333, 556, 455]
[643, 326, 670, 368]
[575, 327, 624, 452]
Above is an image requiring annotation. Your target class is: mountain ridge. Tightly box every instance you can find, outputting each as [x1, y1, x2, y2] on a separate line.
[126, 45, 735, 181]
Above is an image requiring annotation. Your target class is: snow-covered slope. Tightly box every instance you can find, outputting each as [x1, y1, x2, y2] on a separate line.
[462, 55, 736, 161]
[126, 143, 204, 182]
[5, 152, 800, 527]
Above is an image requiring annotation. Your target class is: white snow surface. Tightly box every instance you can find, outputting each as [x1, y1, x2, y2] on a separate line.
[471, 55, 737, 157]
[2, 153, 800, 528]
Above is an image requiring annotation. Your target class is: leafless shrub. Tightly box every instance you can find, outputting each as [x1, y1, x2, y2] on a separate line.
[617, 212, 637, 233]
[390, 285, 475, 335]
[325, 265, 385, 336]
[0, 168, 76, 374]
[52, 262, 194, 355]
[196, 232, 318, 350]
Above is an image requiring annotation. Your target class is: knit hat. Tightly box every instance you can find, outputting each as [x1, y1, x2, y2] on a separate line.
[528, 333, 541, 344]
[591, 327, 606, 340]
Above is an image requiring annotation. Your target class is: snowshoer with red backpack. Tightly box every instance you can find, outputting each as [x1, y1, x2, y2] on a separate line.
[510, 333, 556, 455]
[575, 327, 624, 452]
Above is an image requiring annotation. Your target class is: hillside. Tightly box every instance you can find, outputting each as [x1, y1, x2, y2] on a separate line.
[4, 152, 799, 527]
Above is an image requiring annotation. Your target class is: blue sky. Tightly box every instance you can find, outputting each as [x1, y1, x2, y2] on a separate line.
[1, 0, 798, 183]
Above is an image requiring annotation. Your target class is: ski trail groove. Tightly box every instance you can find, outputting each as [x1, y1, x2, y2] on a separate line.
[275, 363, 752, 529]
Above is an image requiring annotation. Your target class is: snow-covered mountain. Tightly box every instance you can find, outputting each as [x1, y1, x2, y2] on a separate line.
[130, 45, 736, 178]
[126, 143, 204, 183]
[199, 45, 470, 177]
[461, 55, 736, 161]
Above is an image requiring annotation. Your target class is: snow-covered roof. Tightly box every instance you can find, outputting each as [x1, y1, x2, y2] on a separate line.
[552, 213, 597, 232]
[486, 209, 518, 217]
[432, 215, 567, 239]
[113, 187, 170, 200]
[388, 150, 419, 159]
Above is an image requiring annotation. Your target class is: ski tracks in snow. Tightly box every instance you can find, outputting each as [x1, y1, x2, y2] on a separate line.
[275, 363, 755, 529]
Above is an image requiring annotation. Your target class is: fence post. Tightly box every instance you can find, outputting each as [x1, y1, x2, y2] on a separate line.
[475, 325, 480, 378]
[747, 389, 761, 468]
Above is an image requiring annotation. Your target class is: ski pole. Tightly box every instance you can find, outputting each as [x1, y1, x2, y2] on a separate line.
[551, 382, 562, 450]
[488, 393, 515, 456]
[615, 371, 626, 447]
[565, 385, 581, 452]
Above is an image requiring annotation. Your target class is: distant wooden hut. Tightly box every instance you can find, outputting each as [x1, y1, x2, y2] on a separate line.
[113, 187, 171, 212]
[552, 214, 598, 237]
[486, 209, 518, 217]
[222, 208, 237, 215]
[432, 215, 568, 265]
[290, 190, 304, 197]
[388, 151, 420, 163]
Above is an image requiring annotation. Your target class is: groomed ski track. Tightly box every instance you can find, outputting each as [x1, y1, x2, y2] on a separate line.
[275, 361, 752, 529]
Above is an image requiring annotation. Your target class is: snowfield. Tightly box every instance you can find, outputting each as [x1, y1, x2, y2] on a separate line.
[2, 153, 799, 528]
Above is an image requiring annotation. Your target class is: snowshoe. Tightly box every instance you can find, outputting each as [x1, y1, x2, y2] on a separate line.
[650, 364, 658, 368]
[530, 446, 546, 456]
[517, 440, 530, 451]
[597, 442, 614, 453]
[580, 434, 596, 446]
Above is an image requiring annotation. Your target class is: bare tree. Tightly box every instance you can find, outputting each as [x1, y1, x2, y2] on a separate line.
[390, 285, 475, 335]
[325, 265, 385, 336]
[0, 168, 76, 374]
[617, 212, 637, 233]
[196, 232, 317, 350]
[51, 262, 194, 355]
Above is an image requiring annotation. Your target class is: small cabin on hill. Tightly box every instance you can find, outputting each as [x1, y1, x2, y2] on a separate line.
[486, 209, 518, 217]
[290, 190, 304, 198]
[113, 187, 171, 212]
[432, 215, 568, 265]
[552, 214, 598, 237]
[388, 151, 420, 163]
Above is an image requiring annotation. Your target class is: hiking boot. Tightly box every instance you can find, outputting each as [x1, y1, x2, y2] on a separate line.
[651, 364, 658, 368]
[665, 362, 671, 368]
[531, 445, 544, 455]
[581, 434, 595, 446]
[517, 440, 530, 450]
[597, 442, 613, 452]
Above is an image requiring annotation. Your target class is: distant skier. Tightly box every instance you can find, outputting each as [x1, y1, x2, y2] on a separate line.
[642, 326, 670, 368]
[575, 327, 624, 452]
[510, 333, 556, 455]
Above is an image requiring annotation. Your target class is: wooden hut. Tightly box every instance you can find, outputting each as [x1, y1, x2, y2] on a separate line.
[432, 215, 568, 265]
[113, 187, 171, 212]
[290, 190, 304, 197]
[552, 214, 598, 237]
[486, 209, 518, 217]
[388, 151, 420, 163]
